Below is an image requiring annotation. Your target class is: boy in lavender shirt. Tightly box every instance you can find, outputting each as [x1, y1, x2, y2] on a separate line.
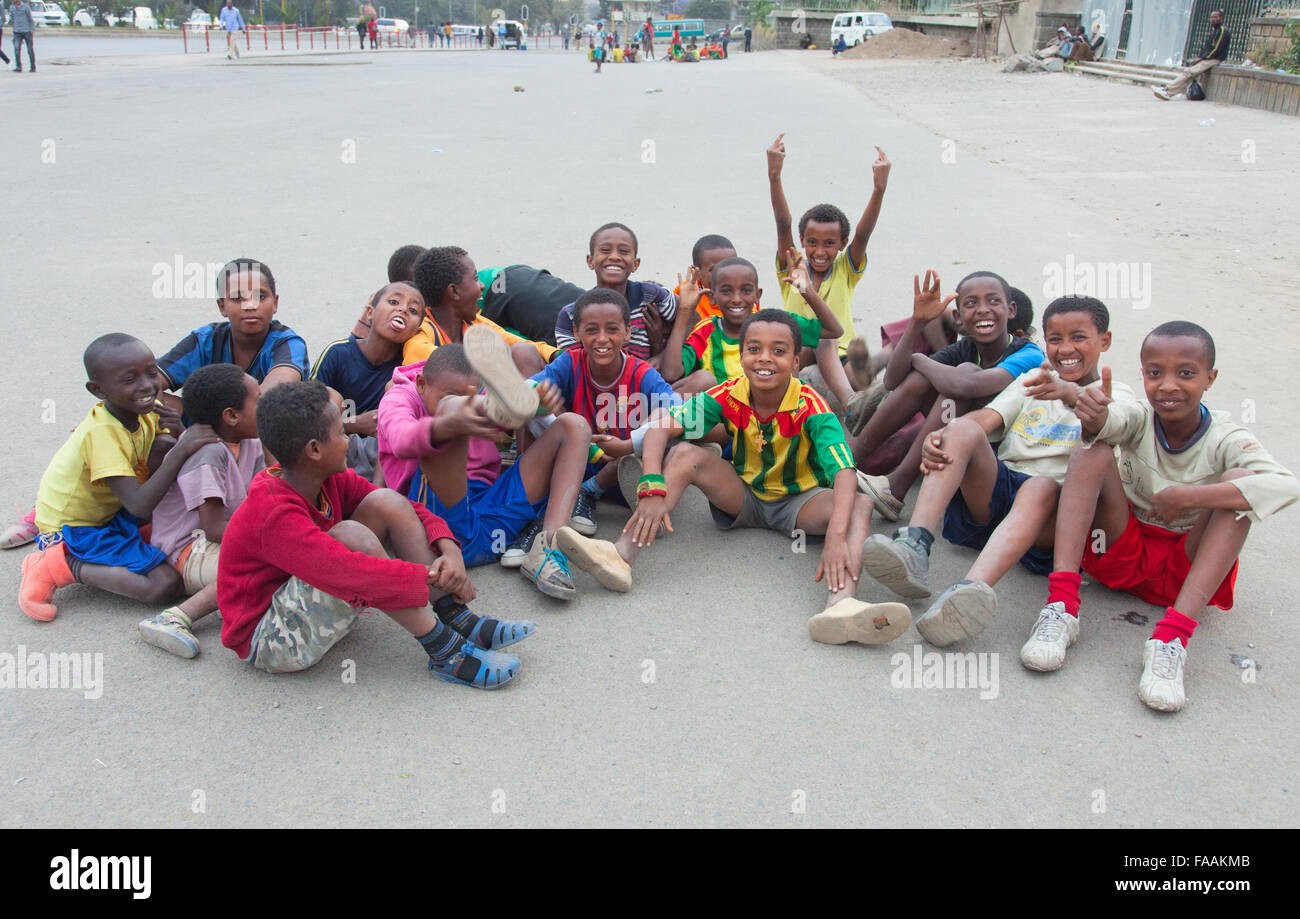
[141, 365, 264, 658]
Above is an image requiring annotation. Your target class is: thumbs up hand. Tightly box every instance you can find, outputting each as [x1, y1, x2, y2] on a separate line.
[1074, 365, 1113, 434]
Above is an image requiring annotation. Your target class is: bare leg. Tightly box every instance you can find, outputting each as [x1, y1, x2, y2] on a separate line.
[967, 477, 1060, 587]
[415, 436, 470, 509]
[77, 560, 183, 606]
[849, 370, 936, 466]
[514, 412, 591, 535]
[791, 491, 875, 607]
[907, 416, 999, 534]
[888, 394, 964, 500]
[327, 517, 437, 636]
[1052, 443, 1131, 572]
[510, 341, 545, 378]
[814, 339, 856, 407]
[177, 580, 219, 621]
[614, 443, 747, 564]
[1172, 469, 1253, 616]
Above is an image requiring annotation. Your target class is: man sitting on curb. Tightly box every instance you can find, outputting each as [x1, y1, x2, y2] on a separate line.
[1155, 9, 1229, 101]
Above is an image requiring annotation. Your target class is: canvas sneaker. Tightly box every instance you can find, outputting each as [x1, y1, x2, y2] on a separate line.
[1019, 602, 1080, 672]
[555, 526, 632, 592]
[138, 611, 200, 659]
[861, 530, 930, 598]
[1139, 638, 1188, 712]
[856, 473, 903, 521]
[915, 579, 997, 647]
[570, 490, 599, 536]
[519, 531, 576, 600]
[500, 518, 543, 568]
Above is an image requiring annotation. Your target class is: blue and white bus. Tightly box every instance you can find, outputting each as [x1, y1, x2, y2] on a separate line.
[649, 19, 704, 40]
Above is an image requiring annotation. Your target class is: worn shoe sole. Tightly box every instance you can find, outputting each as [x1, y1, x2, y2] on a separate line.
[138, 620, 200, 659]
[554, 526, 632, 592]
[499, 549, 527, 569]
[617, 454, 644, 509]
[807, 599, 912, 646]
[856, 472, 903, 522]
[860, 535, 931, 598]
[915, 581, 996, 647]
[464, 324, 538, 428]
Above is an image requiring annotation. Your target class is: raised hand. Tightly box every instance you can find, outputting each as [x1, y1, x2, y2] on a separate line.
[1073, 365, 1113, 430]
[872, 145, 891, 191]
[766, 132, 787, 176]
[913, 270, 957, 324]
[786, 248, 812, 293]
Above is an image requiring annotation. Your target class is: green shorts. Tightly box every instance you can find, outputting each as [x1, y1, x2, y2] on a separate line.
[245, 577, 363, 674]
[709, 485, 829, 536]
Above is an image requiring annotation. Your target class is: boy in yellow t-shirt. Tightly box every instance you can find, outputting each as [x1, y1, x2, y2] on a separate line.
[20, 334, 219, 621]
[767, 133, 891, 409]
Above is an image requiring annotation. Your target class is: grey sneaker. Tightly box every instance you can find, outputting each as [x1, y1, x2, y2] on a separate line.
[500, 518, 543, 569]
[570, 490, 598, 536]
[915, 580, 997, 647]
[138, 611, 199, 659]
[1019, 602, 1080, 672]
[861, 530, 931, 598]
[519, 531, 576, 600]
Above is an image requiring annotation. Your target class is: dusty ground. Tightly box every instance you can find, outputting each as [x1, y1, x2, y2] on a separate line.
[1, 44, 1296, 827]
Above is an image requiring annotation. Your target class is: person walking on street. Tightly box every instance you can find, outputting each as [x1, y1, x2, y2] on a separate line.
[218, 0, 244, 60]
[744, 22, 752, 52]
[1155, 9, 1230, 100]
[11, 0, 35, 72]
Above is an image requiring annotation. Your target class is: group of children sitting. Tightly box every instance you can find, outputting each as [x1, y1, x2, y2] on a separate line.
[10, 135, 1296, 712]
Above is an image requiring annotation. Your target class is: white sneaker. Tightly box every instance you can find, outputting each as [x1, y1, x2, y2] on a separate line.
[1139, 638, 1187, 712]
[1019, 602, 1080, 672]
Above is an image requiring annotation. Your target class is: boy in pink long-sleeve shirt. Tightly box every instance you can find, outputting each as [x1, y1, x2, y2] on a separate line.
[218, 381, 533, 688]
[377, 337, 618, 601]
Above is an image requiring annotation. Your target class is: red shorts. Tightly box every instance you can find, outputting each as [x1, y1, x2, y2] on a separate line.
[1081, 510, 1238, 611]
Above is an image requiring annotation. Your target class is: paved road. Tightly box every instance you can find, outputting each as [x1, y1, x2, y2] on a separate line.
[1, 48, 1296, 827]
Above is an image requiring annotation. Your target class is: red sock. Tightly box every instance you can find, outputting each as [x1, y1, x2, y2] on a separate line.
[1152, 608, 1198, 647]
[1046, 571, 1082, 617]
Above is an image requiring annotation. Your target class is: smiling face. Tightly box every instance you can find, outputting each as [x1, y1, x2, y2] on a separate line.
[713, 263, 761, 336]
[447, 255, 484, 325]
[315, 402, 351, 476]
[799, 220, 846, 277]
[695, 245, 737, 293]
[218, 268, 278, 338]
[86, 340, 163, 422]
[367, 282, 425, 344]
[1139, 334, 1217, 429]
[587, 227, 640, 289]
[575, 301, 629, 373]
[955, 278, 1013, 345]
[1042, 311, 1110, 386]
[741, 320, 797, 397]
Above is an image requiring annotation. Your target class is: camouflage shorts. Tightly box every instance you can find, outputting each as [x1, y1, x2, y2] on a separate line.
[245, 577, 361, 674]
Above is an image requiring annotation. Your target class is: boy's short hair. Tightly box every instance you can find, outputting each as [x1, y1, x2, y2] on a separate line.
[1043, 296, 1109, 334]
[740, 308, 801, 350]
[182, 364, 250, 429]
[711, 256, 759, 286]
[798, 204, 850, 243]
[387, 244, 426, 283]
[1007, 287, 1033, 335]
[83, 332, 145, 380]
[421, 342, 474, 383]
[588, 222, 638, 255]
[1144, 320, 1216, 368]
[956, 270, 1011, 302]
[256, 381, 332, 468]
[691, 234, 735, 265]
[412, 246, 468, 309]
[218, 257, 276, 297]
[573, 287, 631, 327]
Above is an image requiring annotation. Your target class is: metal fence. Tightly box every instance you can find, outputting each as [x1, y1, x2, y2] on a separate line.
[1185, 0, 1300, 62]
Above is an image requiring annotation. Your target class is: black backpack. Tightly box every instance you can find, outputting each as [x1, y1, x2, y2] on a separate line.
[1187, 79, 1206, 100]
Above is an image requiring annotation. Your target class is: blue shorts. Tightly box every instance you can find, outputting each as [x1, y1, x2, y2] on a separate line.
[942, 460, 1053, 575]
[37, 509, 167, 574]
[408, 462, 547, 567]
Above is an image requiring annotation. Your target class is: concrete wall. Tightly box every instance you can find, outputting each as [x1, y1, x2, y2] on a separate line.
[1247, 15, 1300, 63]
[999, 0, 1081, 57]
[1204, 62, 1300, 115]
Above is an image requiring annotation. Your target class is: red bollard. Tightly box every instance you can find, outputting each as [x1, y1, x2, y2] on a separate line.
[280, 23, 284, 49]
[264, 27, 268, 49]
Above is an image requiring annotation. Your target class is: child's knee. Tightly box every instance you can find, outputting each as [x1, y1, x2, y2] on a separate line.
[510, 342, 545, 376]
[556, 412, 592, 440]
[144, 566, 182, 605]
[329, 519, 385, 555]
[945, 417, 985, 448]
[666, 442, 707, 476]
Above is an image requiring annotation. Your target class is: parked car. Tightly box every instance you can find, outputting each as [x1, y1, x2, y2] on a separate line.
[73, 7, 99, 25]
[187, 10, 212, 27]
[29, 1, 71, 26]
[117, 5, 160, 29]
[830, 11, 892, 48]
[494, 18, 525, 49]
[374, 17, 410, 35]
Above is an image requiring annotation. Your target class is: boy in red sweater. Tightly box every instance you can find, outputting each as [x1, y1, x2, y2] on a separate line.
[218, 381, 531, 689]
